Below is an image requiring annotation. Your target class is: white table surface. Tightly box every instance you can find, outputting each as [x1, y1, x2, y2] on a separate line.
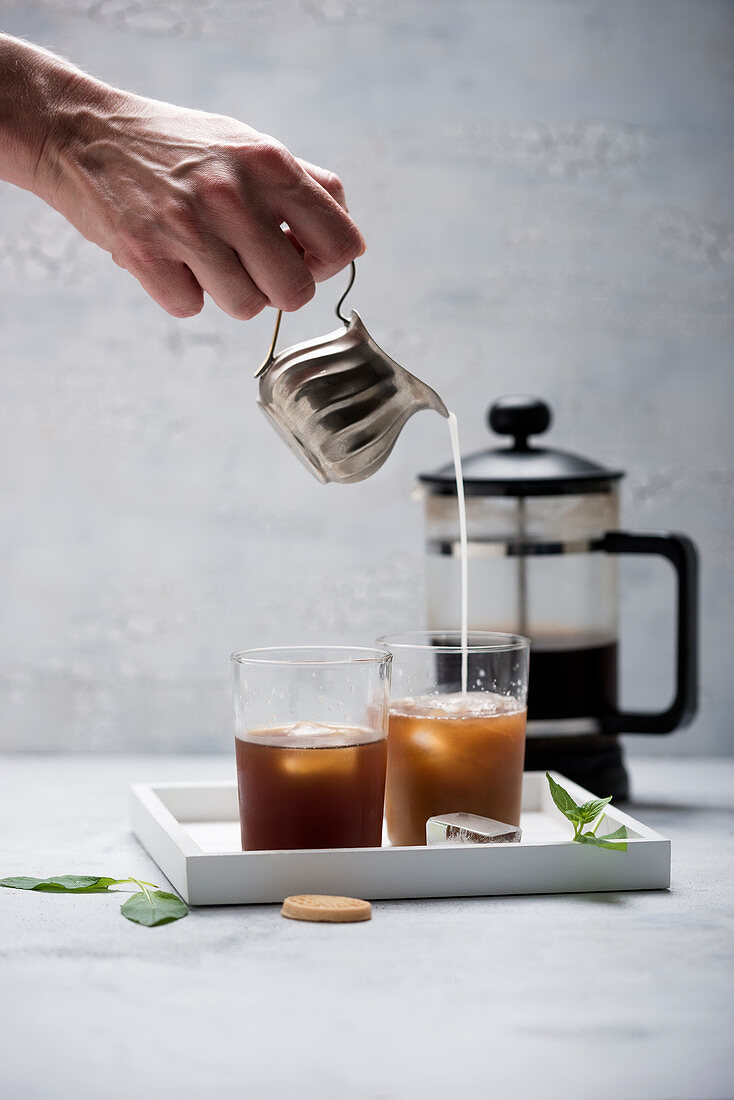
[1, 753, 732, 1100]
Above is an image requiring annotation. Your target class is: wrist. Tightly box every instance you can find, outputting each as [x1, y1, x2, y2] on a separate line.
[36, 72, 132, 207]
[0, 35, 74, 193]
[0, 34, 128, 202]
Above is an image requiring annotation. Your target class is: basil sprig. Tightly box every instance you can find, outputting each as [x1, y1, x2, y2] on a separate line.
[546, 773, 628, 851]
[0, 875, 188, 926]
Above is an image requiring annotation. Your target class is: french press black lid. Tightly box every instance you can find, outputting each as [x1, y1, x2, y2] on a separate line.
[420, 396, 624, 496]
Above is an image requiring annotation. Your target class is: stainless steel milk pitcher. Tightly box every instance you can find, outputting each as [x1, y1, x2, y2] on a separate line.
[255, 263, 448, 484]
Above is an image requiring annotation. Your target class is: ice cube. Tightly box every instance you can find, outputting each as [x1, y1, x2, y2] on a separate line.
[426, 812, 522, 845]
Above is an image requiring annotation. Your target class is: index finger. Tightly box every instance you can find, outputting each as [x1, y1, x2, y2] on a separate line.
[275, 171, 365, 282]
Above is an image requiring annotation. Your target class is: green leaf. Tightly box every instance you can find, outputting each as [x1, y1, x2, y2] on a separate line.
[576, 796, 613, 825]
[0, 876, 51, 890]
[0, 875, 121, 893]
[575, 828, 628, 852]
[120, 890, 188, 927]
[545, 772, 584, 824]
[598, 825, 629, 844]
[35, 876, 122, 893]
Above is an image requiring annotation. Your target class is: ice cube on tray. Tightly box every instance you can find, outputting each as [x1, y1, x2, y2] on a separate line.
[426, 812, 522, 846]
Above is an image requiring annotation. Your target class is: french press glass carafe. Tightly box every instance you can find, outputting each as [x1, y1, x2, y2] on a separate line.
[418, 396, 698, 799]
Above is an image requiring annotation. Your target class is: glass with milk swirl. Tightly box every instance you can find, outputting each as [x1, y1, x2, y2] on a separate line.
[377, 632, 529, 846]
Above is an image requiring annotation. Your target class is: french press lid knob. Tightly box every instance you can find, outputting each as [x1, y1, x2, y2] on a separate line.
[489, 396, 551, 450]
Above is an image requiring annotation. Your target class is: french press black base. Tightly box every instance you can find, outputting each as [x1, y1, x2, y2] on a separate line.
[524, 735, 630, 801]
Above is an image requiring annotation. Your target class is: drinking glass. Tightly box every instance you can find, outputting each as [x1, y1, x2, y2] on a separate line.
[231, 646, 392, 851]
[376, 631, 530, 846]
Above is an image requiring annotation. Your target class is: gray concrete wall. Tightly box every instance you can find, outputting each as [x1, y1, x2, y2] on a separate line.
[0, 0, 732, 755]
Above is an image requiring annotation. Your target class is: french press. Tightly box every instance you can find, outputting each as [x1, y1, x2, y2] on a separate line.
[418, 395, 699, 799]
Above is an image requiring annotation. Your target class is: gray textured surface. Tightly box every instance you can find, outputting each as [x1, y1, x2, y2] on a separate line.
[1, 753, 733, 1099]
[0, 1, 732, 753]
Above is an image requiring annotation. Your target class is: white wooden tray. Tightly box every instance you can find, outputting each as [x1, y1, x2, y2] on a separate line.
[130, 771, 670, 905]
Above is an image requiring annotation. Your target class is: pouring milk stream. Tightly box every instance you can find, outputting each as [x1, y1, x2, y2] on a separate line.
[447, 412, 469, 693]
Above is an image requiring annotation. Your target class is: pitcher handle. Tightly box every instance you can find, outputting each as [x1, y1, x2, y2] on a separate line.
[600, 531, 699, 734]
[255, 309, 284, 378]
[254, 261, 357, 378]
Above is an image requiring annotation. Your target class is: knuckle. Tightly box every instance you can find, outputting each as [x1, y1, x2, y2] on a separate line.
[229, 291, 268, 321]
[166, 296, 203, 319]
[188, 171, 238, 213]
[277, 277, 315, 312]
[323, 169, 345, 198]
[163, 194, 201, 244]
[332, 224, 363, 264]
[247, 138, 295, 180]
[112, 233, 162, 271]
[111, 234, 135, 270]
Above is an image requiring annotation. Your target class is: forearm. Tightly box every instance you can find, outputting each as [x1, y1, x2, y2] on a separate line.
[0, 34, 74, 193]
[0, 33, 124, 202]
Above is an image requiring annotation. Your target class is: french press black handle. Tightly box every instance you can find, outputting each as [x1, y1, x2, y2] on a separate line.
[600, 531, 699, 735]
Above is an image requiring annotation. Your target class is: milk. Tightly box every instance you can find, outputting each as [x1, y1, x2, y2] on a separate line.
[446, 411, 468, 694]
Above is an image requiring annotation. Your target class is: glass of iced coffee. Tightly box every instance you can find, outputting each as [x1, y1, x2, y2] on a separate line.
[231, 646, 392, 851]
[376, 631, 530, 846]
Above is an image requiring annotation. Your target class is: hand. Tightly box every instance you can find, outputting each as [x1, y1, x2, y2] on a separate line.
[37, 86, 365, 319]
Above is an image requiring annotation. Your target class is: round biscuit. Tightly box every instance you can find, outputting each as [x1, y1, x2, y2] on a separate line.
[281, 894, 372, 923]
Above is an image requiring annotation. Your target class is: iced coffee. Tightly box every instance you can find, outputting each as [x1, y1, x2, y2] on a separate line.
[236, 722, 387, 850]
[231, 646, 392, 852]
[385, 691, 526, 846]
[377, 631, 530, 848]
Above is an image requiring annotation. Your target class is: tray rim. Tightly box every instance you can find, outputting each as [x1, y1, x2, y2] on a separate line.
[130, 771, 670, 905]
